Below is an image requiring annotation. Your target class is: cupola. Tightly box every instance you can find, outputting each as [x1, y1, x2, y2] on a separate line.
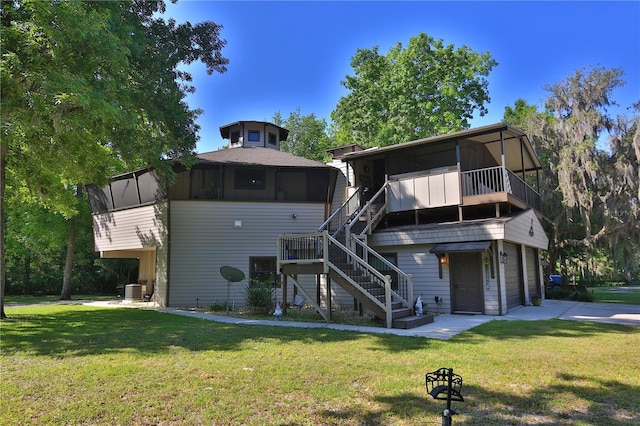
[219, 120, 289, 150]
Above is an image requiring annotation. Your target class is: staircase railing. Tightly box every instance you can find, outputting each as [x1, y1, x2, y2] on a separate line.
[351, 237, 413, 309]
[326, 233, 394, 327]
[345, 182, 389, 249]
[318, 187, 361, 236]
[277, 231, 411, 328]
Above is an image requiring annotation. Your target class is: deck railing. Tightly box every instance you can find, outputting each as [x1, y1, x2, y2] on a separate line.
[461, 166, 541, 210]
[505, 169, 542, 211]
[278, 232, 325, 264]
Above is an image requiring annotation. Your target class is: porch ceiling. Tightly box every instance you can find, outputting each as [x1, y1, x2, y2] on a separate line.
[477, 131, 541, 174]
[340, 123, 542, 174]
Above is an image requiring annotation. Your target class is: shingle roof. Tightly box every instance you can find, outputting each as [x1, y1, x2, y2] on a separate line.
[196, 147, 332, 168]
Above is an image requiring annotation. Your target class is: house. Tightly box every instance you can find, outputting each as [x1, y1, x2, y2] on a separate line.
[277, 123, 548, 328]
[88, 121, 548, 329]
[87, 121, 338, 308]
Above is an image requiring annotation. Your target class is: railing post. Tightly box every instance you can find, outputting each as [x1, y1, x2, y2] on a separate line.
[322, 230, 329, 274]
[502, 166, 511, 193]
[276, 236, 282, 271]
[407, 274, 413, 314]
[385, 275, 392, 328]
[345, 226, 352, 264]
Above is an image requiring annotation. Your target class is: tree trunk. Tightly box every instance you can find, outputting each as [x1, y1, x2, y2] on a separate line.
[59, 186, 82, 300]
[1, 139, 7, 319]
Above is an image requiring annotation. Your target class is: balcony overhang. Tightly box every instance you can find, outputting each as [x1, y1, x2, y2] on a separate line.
[340, 123, 542, 175]
[429, 241, 491, 254]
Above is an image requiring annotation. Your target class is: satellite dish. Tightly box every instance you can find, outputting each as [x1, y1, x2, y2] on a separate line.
[220, 266, 245, 315]
[220, 266, 245, 283]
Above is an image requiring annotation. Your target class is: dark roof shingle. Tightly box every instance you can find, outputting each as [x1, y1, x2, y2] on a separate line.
[197, 147, 331, 168]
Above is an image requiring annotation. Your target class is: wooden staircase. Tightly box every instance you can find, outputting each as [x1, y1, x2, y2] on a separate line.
[327, 239, 433, 329]
[278, 185, 433, 329]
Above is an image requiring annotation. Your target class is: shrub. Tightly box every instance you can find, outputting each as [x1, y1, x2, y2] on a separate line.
[243, 280, 275, 310]
[545, 286, 593, 302]
[209, 301, 228, 311]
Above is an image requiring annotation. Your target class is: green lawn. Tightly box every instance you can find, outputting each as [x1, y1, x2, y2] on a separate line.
[1, 304, 638, 425]
[590, 286, 640, 305]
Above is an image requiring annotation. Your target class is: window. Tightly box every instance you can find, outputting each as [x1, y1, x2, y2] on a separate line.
[235, 168, 265, 190]
[268, 132, 277, 145]
[230, 130, 240, 143]
[248, 130, 260, 142]
[249, 257, 278, 287]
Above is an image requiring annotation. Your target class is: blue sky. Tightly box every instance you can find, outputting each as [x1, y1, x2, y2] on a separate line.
[164, 1, 640, 153]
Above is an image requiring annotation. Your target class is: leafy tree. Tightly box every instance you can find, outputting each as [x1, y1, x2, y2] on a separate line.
[504, 67, 640, 283]
[4, 200, 70, 295]
[1, 0, 228, 318]
[605, 108, 640, 282]
[273, 108, 331, 162]
[331, 32, 497, 147]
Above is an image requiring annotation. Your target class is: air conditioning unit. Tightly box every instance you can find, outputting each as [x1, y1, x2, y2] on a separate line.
[125, 284, 142, 301]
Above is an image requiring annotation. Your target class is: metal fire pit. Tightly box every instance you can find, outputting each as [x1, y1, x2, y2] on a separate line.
[425, 367, 464, 426]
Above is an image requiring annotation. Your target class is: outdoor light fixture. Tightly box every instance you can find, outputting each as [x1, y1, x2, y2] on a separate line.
[499, 250, 509, 264]
[529, 219, 535, 237]
[436, 254, 447, 278]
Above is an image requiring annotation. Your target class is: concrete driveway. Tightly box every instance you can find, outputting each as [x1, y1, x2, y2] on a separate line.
[399, 299, 640, 340]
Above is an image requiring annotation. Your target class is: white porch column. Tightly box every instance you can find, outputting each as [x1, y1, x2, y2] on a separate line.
[497, 240, 508, 314]
[521, 243, 530, 305]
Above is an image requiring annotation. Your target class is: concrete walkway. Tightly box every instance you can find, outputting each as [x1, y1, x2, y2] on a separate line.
[85, 298, 640, 340]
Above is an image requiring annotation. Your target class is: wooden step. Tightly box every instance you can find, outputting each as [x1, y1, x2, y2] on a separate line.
[392, 314, 435, 329]
[391, 307, 413, 319]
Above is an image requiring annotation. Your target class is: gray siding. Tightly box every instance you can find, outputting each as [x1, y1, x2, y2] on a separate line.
[370, 244, 451, 314]
[370, 222, 504, 247]
[168, 201, 325, 308]
[92, 203, 169, 306]
[93, 203, 167, 252]
[504, 209, 548, 250]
